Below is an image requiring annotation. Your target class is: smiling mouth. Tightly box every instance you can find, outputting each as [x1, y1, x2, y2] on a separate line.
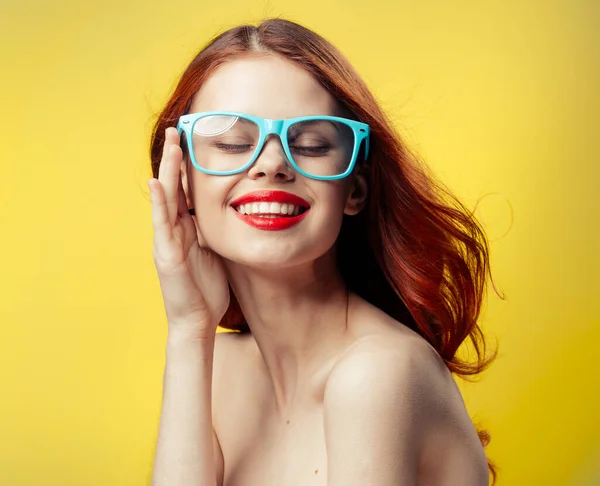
[233, 202, 309, 217]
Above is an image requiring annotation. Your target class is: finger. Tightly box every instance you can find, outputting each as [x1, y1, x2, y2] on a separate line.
[163, 127, 182, 226]
[148, 178, 173, 250]
[157, 127, 172, 183]
[175, 173, 196, 236]
[156, 128, 174, 223]
[176, 175, 208, 248]
[176, 172, 190, 218]
[158, 128, 182, 226]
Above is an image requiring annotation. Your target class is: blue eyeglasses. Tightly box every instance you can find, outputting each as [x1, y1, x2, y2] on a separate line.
[176, 112, 370, 181]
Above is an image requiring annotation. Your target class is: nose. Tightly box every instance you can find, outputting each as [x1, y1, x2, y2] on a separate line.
[247, 135, 295, 182]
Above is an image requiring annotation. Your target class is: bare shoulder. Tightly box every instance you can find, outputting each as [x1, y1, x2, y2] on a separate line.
[328, 294, 454, 400]
[324, 331, 451, 412]
[214, 329, 255, 357]
[212, 330, 259, 408]
[214, 329, 252, 353]
[324, 320, 489, 485]
[213, 330, 254, 382]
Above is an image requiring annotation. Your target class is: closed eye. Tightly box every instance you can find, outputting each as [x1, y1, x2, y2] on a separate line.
[213, 142, 255, 153]
[290, 145, 330, 156]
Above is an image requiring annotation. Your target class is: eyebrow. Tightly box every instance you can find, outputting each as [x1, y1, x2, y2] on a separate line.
[290, 119, 341, 132]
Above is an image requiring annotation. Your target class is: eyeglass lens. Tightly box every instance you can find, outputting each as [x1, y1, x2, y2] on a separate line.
[189, 115, 355, 177]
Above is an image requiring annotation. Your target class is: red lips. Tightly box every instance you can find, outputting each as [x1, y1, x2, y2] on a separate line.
[231, 190, 310, 231]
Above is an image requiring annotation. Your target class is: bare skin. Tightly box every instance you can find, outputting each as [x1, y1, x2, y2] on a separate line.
[149, 53, 489, 486]
[212, 299, 489, 486]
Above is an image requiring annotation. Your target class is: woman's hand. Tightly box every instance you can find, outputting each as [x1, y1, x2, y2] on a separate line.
[148, 127, 230, 339]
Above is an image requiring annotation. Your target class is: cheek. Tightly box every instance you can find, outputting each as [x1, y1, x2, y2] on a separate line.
[190, 171, 239, 205]
[189, 173, 236, 238]
[314, 180, 352, 215]
[306, 183, 350, 239]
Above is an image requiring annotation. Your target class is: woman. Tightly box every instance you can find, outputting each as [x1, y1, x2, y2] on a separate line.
[148, 18, 496, 486]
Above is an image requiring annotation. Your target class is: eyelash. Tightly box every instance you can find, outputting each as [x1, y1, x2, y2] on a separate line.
[290, 145, 330, 155]
[214, 143, 254, 153]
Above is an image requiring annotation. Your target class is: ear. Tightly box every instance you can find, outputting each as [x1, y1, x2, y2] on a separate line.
[344, 167, 369, 216]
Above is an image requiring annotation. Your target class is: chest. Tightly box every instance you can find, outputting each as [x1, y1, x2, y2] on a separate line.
[218, 403, 329, 486]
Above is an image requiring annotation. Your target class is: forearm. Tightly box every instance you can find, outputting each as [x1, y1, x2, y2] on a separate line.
[152, 332, 217, 486]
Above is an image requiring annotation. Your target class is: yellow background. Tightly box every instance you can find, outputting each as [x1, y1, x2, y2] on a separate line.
[1, 1, 598, 484]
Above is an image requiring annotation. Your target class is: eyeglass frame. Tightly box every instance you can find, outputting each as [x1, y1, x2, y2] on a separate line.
[176, 111, 371, 181]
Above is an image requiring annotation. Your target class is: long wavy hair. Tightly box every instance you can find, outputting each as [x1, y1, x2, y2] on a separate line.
[149, 18, 498, 482]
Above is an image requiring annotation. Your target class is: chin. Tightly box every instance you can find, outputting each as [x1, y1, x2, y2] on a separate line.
[220, 239, 337, 273]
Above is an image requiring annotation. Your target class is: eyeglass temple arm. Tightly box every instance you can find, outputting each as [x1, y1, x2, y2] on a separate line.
[175, 119, 185, 136]
[363, 133, 370, 160]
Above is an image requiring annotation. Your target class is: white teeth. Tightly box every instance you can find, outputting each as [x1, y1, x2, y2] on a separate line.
[234, 202, 305, 216]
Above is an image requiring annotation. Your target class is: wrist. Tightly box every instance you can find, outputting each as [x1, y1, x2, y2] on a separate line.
[166, 327, 215, 357]
[167, 317, 216, 341]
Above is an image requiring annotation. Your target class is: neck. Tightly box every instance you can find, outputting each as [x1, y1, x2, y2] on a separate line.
[224, 256, 352, 413]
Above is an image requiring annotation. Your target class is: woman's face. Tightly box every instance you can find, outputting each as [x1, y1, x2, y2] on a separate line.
[183, 53, 367, 270]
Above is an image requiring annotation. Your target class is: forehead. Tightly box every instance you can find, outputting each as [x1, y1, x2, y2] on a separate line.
[189, 54, 342, 119]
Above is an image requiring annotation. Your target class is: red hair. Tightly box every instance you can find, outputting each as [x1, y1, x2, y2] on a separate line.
[149, 18, 498, 482]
